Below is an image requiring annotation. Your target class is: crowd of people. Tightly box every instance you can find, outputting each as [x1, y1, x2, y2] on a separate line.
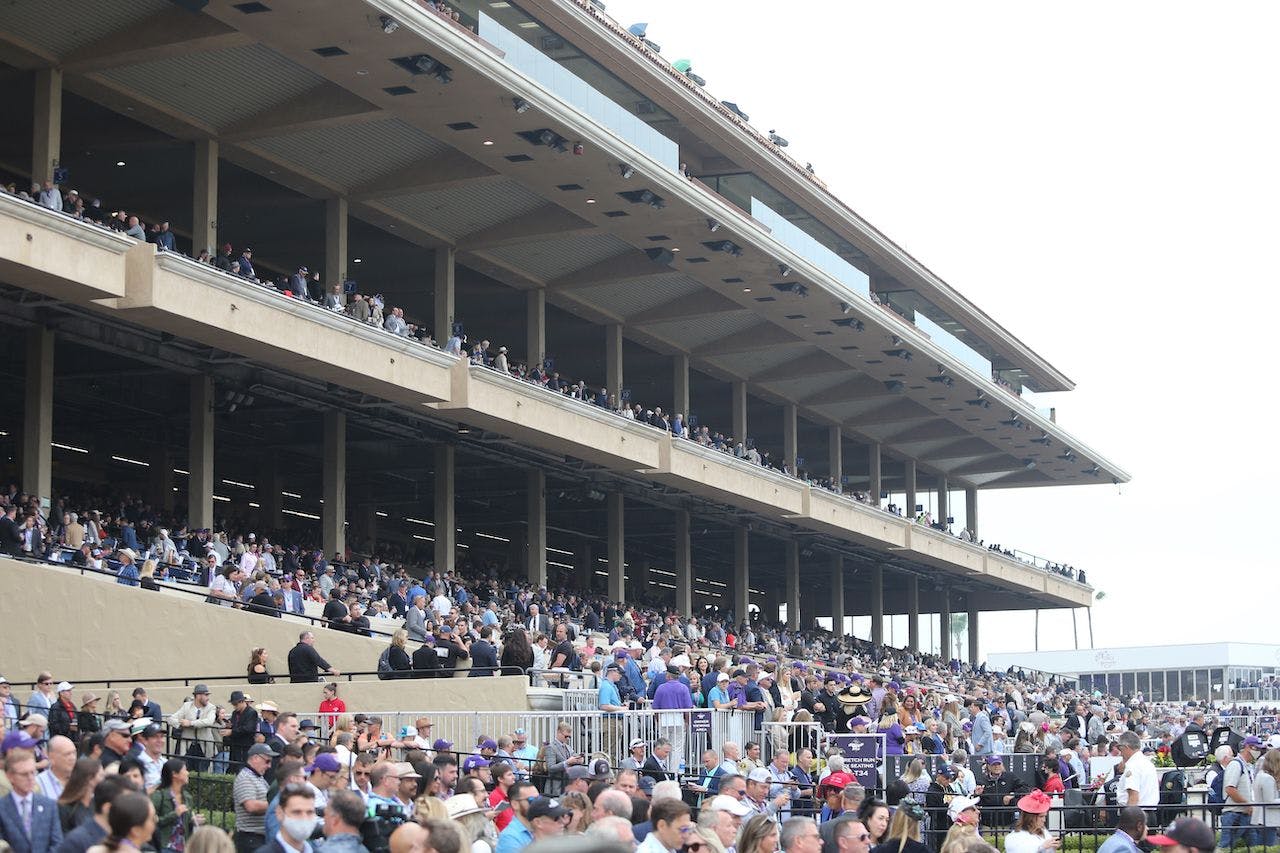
[3, 649, 1278, 853]
[0, 175, 1083, 588]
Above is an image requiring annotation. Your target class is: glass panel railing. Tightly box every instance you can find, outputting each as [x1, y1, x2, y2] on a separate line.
[913, 312, 993, 376]
[479, 12, 680, 171]
[749, 197, 870, 298]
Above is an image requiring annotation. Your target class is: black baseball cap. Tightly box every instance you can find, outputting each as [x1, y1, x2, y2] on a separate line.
[527, 797, 569, 820]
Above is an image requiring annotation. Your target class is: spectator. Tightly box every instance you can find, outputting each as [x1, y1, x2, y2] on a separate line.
[317, 789, 366, 853]
[288, 633, 340, 683]
[167, 685, 218, 773]
[232, 744, 274, 853]
[2, 747, 64, 853]
[56, 757, 101, 833]
[150, 758, 201, 851]
[55, 774, 135, 853]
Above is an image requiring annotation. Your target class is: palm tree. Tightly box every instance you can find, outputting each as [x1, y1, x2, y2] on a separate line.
[948, 613, 967, 660]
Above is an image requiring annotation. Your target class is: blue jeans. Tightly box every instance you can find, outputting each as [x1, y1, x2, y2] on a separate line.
[1217, 811, 1259, 849]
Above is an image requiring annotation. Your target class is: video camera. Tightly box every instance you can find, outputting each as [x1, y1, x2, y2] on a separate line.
[360, 803, 409, 853]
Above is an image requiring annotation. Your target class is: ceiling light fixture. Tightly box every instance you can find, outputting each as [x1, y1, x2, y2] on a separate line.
[778, 262, 791, 277]
[619, 163, 635, 179]
[379, 14, 399, 33]
[707, 218, 720, 232]
[512, 96, 531, 114]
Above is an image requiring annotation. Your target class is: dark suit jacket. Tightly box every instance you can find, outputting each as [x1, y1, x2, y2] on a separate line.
[0, 792, 64, 853]
[467, 641, 500, 676]
[0, 516, 22, 555]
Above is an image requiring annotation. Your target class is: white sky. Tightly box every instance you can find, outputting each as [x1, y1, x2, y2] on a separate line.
[600, 0, 1280, 658]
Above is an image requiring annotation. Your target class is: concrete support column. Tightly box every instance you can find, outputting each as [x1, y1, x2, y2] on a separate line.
[632, 559, 651, 599]
[605, 324, 623, 397]
[939, 589, 952, 660]
[21, 328, 54, 507]
[527, 470, 547, 587]
[507, 536, 525, 576]
[673, 354, 690, 420]
[869, 565, 884, 647]
[965, 486, 978, 537]
[188, 376, 215, 530]
[321, 411, 346, 558]
[433, 444, 456, 572]
[526, 289, 545, 368]
[732, 382, 748, 445]
[785, 541, 800, 629]
[674, 510, 692, 615]
[325, 197, 348, 299]
[783, 404, 798, 473]
[733, 527, 749, 626]
[904, 459, 917, 516]
[192, 139, 218, 255]
[830, 555, 845, 636]
[575, 539, 593, 592]
[360, 501, 378, 551]
[607, 492, 624, 601]
[32, 69, 62, 186]
[868, 442, 882, 503]
[906, 576, 920, 653]
[937, 475, 949, 524]
[149, 445, 174, 513]
[258, 458, 282, 531]
[434, 248, 455, 340]
[828, 426, 843, 488]
[967, 604, 980, 664]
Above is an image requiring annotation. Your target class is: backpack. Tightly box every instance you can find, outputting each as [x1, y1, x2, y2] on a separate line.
[377, 647, 392, 680]
[1207, 758, 1241, 808]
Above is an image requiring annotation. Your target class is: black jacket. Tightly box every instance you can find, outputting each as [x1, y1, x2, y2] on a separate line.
[287, 642, 332, 683]
[0, 515, 22, 555]
[467, 641, 500, 676]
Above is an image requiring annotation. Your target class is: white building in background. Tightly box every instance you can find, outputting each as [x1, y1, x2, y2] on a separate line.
[988, 643, 1280, 705]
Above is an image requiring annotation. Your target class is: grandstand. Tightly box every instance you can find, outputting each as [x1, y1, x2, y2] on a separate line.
[0, 0, 1126, 676]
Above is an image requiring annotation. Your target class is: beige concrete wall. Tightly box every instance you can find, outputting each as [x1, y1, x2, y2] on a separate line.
[0, 193, 133, 302]
[4, 558, 378, 681]
[661, 441, 807, 516]
[108, 251, 454, 406]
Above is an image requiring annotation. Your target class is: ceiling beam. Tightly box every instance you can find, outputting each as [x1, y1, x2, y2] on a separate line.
[692, 323, 802, 357]
[458, 204, 595, 251]
[548, 251, 671, 290]
[881, 420, 968, 444]
[218, 83, 383, 143]
[918, 438, 1003, 461]
[627, 290, 745, 325]
[350, 150, 501, 199]
[752, 350, 854, 383]
[61, 8, 253, 73]
[844, 399, 937, 427]
[799, 376, 896, 406]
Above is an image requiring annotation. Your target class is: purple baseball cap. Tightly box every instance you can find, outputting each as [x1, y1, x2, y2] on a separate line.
[1, 731, 38, 755]
[479, 738, 497, 751]
[1242, 735, 1264, 747]
[462, 755, 489, 773]
[433, 738, 453, 752]
[308, 753, 342, 773]
[985, 755, 1004, 765]
[889, 680, 901, 690]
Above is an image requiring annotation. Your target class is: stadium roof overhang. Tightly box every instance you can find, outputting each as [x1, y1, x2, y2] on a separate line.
[0, 0, 1128, 490]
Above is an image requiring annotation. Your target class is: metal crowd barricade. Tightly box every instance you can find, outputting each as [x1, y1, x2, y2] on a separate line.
[363, 707, 753, 773]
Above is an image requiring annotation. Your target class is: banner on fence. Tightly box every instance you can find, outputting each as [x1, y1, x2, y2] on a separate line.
[829, 734, 884, 790]
[690, 710, 712, 735]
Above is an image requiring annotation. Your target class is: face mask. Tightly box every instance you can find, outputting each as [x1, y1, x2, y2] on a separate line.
[282, 816, 318, 842]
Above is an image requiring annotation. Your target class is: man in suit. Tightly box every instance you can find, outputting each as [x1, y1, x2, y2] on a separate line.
[1064, 701, 1091, 737]
[0, 750, 63, 853]
[0, 505, 22, 556]
[967, 698, 994, 755]
[525, 604, 550, 635]
[404, 596, 429, 643]
[468, 626, 500, 677]
[543, 721, 583, 796]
